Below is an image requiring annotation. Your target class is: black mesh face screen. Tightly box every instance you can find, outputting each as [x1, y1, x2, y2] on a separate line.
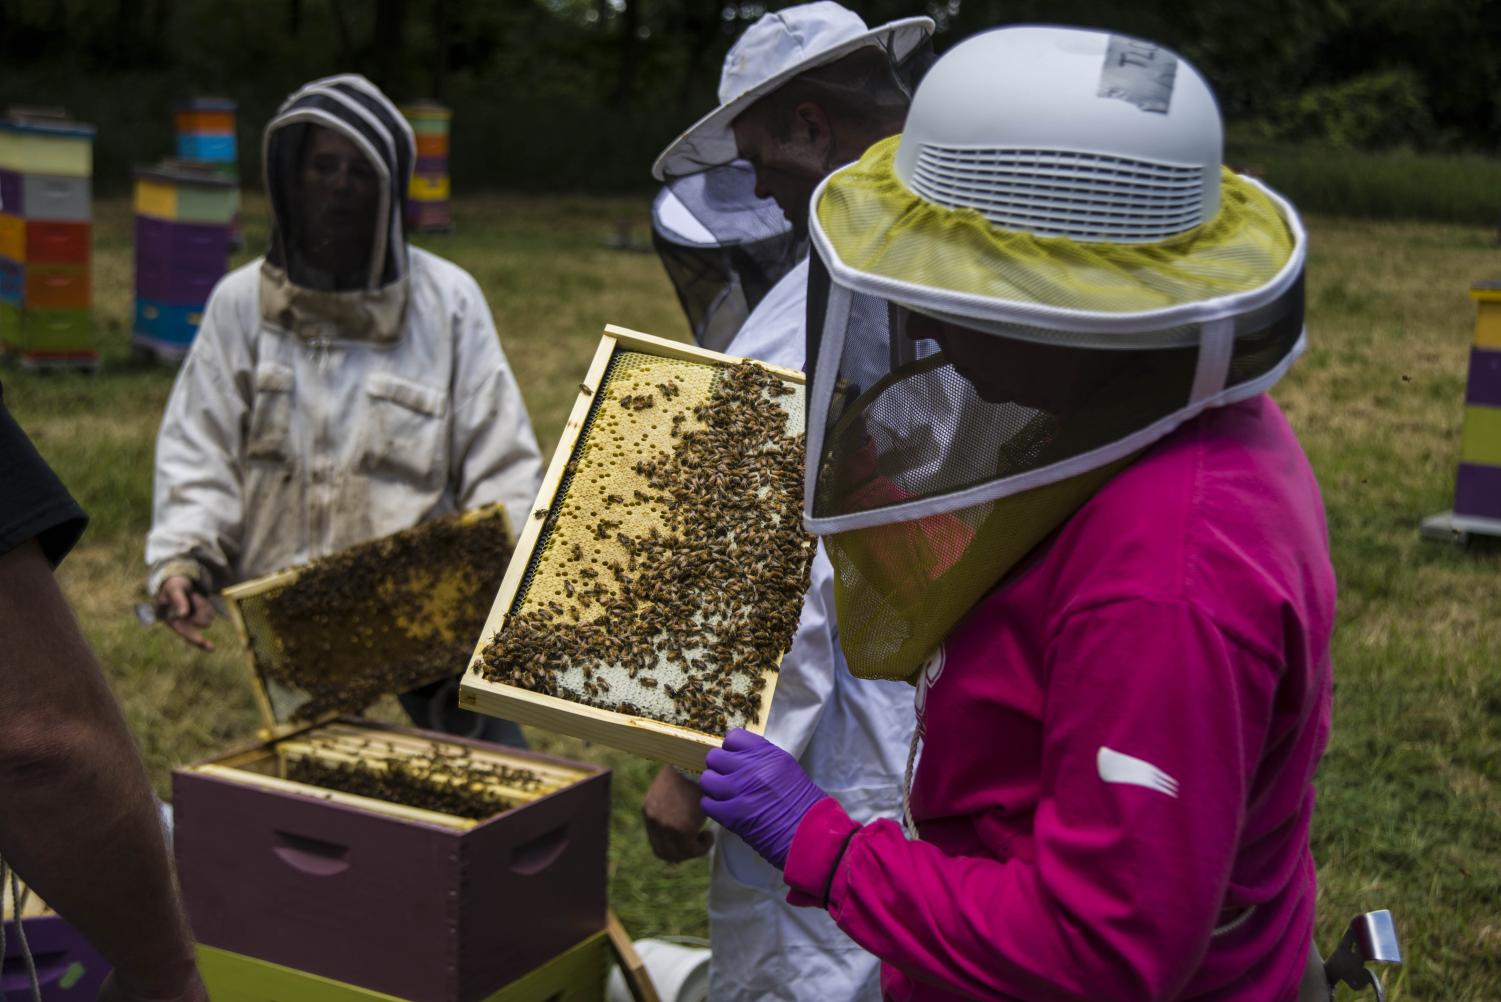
[264, 77, 414, 291]
[652, 169, 803, 351]
[668, 162, 786, 244]
[1226, 271, 1305, 388]
[651, 228, 741, 349]
[812, 296, 1205, 522]
[807, 250, 1304, 523]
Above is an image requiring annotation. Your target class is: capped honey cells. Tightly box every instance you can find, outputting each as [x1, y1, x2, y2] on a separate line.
[477, 356, 814, 734]
[249, 509, 514, 721]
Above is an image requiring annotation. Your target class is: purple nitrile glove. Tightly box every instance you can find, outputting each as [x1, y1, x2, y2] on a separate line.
[699, 728, 827, 870]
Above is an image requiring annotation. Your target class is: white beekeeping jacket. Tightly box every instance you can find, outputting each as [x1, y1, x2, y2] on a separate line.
[707, 258, 917, 1002]
[146, 250, 544, 594]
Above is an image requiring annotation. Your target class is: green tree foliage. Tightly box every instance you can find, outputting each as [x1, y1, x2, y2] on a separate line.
[0, 0, 1496, 193]
[1257, 69, 1438, 149]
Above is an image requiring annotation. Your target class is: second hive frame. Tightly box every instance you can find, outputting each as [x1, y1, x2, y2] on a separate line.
[459, 325, 807, 770]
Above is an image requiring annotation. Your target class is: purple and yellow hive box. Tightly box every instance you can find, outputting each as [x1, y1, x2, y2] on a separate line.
[197, 929, 609, 1001]
[173, 718, 609, 1002]
[1422, 280, 1501, 541]
[131, 161, 236, 362]
[400, 101, 452, 233]
[1456, 282, 1501, 522]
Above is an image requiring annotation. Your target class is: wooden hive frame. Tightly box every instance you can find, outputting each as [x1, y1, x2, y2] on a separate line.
[2, 876, 53, 920]
[221, 503, 515, 739]
[458, 325, 807, 771]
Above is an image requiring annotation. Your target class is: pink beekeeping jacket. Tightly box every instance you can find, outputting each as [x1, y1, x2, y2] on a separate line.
[783, 395, 1335, 1002]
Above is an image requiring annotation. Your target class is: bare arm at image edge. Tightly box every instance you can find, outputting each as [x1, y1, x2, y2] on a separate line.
[0, 540, 206, 1001]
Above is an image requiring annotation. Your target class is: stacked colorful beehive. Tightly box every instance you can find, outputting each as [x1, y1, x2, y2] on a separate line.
[1423, 280, 1501, 543]
[1455, 282, 1501, 529]
[173, 98, 242, 248]
[131, 163, 237, 363]
[174, 98, 237, 165]
[0, 111, 96, 370]
[402, 101, 453, 232]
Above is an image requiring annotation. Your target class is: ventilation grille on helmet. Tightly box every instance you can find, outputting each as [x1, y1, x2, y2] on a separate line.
[910, 145, 1208, 242]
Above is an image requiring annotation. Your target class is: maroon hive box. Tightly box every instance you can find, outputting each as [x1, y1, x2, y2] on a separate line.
[173, 719, 609, 1002]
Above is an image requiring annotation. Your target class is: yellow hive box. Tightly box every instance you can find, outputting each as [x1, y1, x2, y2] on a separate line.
[460, 326, 813, 771]
[1459, 405, 1501, 466]
[0, 125, 93, 177]
[409, 172, 451, 201]
[0, 213, 23, 261]
[1472, 283, 1501, 350]
[134, 178, 177, 219]
[223, 503, 515, 736]
[198, 930, 608, 1002]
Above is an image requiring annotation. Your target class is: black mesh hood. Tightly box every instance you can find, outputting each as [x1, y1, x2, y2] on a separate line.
[263, 74, 415, 292]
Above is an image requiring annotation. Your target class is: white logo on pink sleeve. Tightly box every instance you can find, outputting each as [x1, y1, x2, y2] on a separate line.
[1097, 746, 1180, 798]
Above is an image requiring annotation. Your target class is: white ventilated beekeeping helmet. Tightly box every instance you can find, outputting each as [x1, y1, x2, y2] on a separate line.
[892, 26, 1224, 243]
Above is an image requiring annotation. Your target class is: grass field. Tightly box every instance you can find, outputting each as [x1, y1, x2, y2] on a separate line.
[1224, 140, 1501, 227]
[3, 195, 1499, 1000]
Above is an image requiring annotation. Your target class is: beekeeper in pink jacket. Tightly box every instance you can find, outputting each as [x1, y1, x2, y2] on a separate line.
[699, 26, 1334, 1002]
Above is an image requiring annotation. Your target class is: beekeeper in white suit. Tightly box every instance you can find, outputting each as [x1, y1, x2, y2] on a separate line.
[146, 74, 542, 744]
[642, 5, 929, 998]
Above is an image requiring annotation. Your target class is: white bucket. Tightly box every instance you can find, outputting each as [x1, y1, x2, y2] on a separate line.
[606, 937, 711, 1002]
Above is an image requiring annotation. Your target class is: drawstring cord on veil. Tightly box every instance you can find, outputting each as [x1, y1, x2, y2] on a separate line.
[0, 856, 42, 1002]
[900, 725, 922, 839]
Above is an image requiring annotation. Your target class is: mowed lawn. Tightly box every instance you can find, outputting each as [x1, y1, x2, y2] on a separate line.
[4, 195, 1499, 1000]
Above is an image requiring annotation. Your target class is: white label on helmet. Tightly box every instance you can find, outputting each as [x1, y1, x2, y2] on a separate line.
[1097, 36, 1177, 114]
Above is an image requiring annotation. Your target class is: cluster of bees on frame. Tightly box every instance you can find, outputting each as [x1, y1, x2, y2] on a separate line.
[282, 736, 544, 821]
[478, 359, 814, 735]
[260, 511, 514, 721]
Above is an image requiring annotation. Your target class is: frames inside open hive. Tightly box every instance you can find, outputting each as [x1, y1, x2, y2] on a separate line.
[468, 332, 815, 754]
[225, 504, 514, 727]
[196, 721, 589, 828]
[1, 877, 49, 919]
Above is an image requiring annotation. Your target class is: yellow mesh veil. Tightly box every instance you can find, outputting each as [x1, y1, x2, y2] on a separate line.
[829, 458, 1134, 681]
[818, 135, 1292, 314]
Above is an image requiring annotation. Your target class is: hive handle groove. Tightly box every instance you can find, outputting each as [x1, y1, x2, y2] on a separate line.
[271, 830, 352, 876]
